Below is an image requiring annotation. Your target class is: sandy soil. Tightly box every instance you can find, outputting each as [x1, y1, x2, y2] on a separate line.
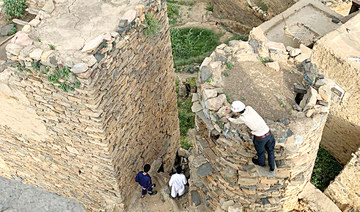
[223, 61, 302, 120]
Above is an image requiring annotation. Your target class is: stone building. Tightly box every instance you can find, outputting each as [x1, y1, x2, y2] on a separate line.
[0, 0, 179, 211]
[312, 13, 360, 165]
[189, 37, 335, 211]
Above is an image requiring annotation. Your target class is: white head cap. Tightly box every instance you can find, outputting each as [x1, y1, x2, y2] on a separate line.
[231, 101, 245, 112]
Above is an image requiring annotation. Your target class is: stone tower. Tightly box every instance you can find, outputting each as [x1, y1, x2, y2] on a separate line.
[0, 0, 179, 210]
[189, 40, 332, 211]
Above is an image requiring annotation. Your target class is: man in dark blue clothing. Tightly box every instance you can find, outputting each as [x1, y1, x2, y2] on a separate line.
[135, 164, 157, 198]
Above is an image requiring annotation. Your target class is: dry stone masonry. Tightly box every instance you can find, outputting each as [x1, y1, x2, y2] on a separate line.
[312, 13, 360, 165]
[0, 0, 179, 211]
[189, 38, 335, 211]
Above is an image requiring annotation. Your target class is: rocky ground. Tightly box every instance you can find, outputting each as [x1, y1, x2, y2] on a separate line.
[0, 177, 84, 212]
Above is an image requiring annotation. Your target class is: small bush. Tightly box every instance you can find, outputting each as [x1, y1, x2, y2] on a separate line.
[49, 44, 55, 50]
[8, 24, 17, 36]
[178, 97, 195, 137]
[257, 1, 268, 12]
[206, 4, 213, 12]
[144, 12, 160, 38]
[311, 147, 343, 191]
[171, 27, 220, 67]
[4, 0, 28, 20]
[260, 57, 273, 63]
[180, 137, 193, 150]
[226, 61, 234, 70]
[167, 3, 180, 25]
[225, 34, 249, 43]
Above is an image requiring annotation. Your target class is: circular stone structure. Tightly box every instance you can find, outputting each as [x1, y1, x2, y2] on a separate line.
[189, 40, 334, 211]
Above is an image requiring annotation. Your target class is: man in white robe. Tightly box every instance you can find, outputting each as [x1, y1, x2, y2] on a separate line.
[169, 166, 187, 198]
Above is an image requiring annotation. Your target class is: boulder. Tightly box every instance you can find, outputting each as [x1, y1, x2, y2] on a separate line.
[228, 204, 243, 212]
[318, 84, 331, 103]
[300, 87, 317, 111]
[290, 48, 301, 57]
[207, 94, 226, 111]
[200, 66, 212, 83]
[191, 101, 202, 113]
[197, 162, 213, 177]
[72, 63, 88, 74]
[11, 31, 33, 46]
[190, 190, 202, 206]
[121, 9, 137, 23]
[6, 43, 22, 56]
[265, 61, 280, 71]
[203, 89, 217, 100]
[221, 200, 235, 211]
[29, 48, 43, 61]
[0, 24, 14, 36]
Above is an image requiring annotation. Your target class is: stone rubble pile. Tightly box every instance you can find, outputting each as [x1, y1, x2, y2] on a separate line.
[188, 39, 333, 211]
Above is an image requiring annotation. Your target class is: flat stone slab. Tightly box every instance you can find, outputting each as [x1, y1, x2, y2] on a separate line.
[0, 177, 84, 212]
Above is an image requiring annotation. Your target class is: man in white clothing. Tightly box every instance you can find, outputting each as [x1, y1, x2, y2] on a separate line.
[169, 166, 187, 198]
[226, 101, 275, 171]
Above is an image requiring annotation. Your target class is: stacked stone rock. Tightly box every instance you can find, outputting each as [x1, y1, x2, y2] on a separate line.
[189, 41, 333, 211]
[325, 148, 360, 211]
[0, 0, 179, 211]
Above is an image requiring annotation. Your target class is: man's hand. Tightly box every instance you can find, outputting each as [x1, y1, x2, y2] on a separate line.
[248, 131, 253, 137]
[225, 114, 230, 118]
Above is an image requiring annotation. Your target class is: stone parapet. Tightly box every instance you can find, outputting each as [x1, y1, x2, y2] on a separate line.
[325, 149, 360, 211]
[0, 0, 179, 211]
[189, 41, 332, 211]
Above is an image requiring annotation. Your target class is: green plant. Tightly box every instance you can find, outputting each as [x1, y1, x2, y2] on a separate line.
[167, 3, 179, 25]
[180, 137, 193, 150]
[223, 71, 230, 77]
[311, 147, 343, 191]
[260, 57, 273, 63]
[226, 61, 234, 70]
[225, 34, 249, 43]
[205, 78, 212, 83]
[170, 27, 220, 67]
[37, 37, 41, 42]
[185, 77, 197, 87]
[288, 109, 293, 115]
[49, 44, 55, 50]
[257, 1, 268, 12]
[7, 24, 17, 36]
[241, 96, 246, 101]
[144, 12, 160, 38]
[4, 0, 27, 19]
[205, 4, 213, 12]
[225, 93, 232, 103]
[280, 102, 286, 108]
[178, 97, 195, 137]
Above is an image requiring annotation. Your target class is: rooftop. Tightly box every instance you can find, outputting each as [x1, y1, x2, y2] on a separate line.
[31, 0, 140, 52]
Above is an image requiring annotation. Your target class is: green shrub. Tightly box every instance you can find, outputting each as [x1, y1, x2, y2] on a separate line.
[225, 34, 249, 43]
[167, 3, 179, 25]
[144, 12, 160, 38]
[7, 24, 17, 35]
[4, 0, 28, 20]
[170, 27, 220, 67]
[311, 147, 343, 191]
[226, 61, 234, 70]
[257, 1, 268, 12]
[180, 137, 193, 150]
[178, 97, 195, 137]
[205, 4, 213, 12]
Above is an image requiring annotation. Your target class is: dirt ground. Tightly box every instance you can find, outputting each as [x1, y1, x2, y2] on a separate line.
[173, 0, 233, 43]
[223, 61, 303, 120]
[127, 172, 190, 212]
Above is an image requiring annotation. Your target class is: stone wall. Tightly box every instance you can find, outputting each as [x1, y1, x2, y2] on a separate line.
[211, 0, 294, 33]
[312, 14, 360, 165]
[0, 0, 179, 211]
[325, 149, 360, 211]
[188, 41, 332, 211]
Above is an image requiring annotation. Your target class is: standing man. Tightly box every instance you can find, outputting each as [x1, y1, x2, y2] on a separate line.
[169, 166, 187, 198]
[226, 101, 275, 171]
[135, 164, 157, 198]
